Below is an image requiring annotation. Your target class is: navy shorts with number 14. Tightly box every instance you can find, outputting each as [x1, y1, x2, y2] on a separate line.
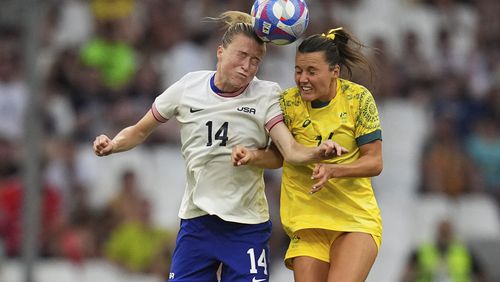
[169, 215, 272, 282]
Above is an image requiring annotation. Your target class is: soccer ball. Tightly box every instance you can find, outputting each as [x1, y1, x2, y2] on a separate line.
[251, 0, 309, 45]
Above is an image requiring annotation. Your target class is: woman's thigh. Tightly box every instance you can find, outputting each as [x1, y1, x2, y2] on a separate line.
[328, 232, 378, 282]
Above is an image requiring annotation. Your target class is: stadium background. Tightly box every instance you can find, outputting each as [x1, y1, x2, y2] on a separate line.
[0, 0, 499, 281]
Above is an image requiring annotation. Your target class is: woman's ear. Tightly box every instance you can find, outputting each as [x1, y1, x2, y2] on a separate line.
[216, 45, 223, 61]
[330, 64, 341, 78]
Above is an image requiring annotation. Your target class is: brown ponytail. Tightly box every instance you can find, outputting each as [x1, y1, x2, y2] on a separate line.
[298, 28, 374, 79]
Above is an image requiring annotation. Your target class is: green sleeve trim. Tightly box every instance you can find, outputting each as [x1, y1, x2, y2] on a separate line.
[356, 129, 382, 146]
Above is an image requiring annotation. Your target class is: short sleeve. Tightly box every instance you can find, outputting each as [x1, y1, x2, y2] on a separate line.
[355, 89, 382, 146]
[278, 88, 296, 130]
[264, 83, 284, 132]
[152, 76, 186, 122]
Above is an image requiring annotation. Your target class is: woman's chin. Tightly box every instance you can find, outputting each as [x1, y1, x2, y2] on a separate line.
[300, 92, 316, 102]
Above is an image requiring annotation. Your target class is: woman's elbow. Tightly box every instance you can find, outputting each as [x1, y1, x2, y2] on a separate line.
[269, 153, 285, 168]
[269, 160, 284, 169]
[373, 159, 383, 176]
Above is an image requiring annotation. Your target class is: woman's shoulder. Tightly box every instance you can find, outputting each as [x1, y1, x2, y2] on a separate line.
[281, 86, 301, 100]
[182, 70, 213, 80]
[338, 79, 376, 108]
[251, 76, 281, 88]
[339, 78, 371, 96]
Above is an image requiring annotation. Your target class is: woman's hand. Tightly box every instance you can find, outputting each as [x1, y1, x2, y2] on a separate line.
[316, 140, 348, 160]
[93, 134, 115, 156]
[310, 163, 336, 193]
[232, 145, 254, 166]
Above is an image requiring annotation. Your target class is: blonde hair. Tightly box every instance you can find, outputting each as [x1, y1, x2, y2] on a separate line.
[206, 11, 264, 48]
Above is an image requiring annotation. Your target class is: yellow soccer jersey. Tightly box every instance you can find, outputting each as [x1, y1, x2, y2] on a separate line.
[279, 78, 382, 238]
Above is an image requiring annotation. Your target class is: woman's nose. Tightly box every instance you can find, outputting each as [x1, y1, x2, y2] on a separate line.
[298, 73, 308, 82]
[241, 59, 251, 71]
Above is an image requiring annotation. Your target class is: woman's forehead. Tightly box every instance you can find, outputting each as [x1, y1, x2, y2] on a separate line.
[296, 51, 327, 65]
[226, 35, 265, 54]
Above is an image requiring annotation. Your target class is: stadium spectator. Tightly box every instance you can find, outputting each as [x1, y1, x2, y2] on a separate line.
[401, 218, 486, 282]
[466, 115, 500, 207]
[398, 30, 434, 92]
[0, 26, 27, 142]
[80, 0, 138, 92]
[107, 170, 145, 225]
[0, 169, 63, 257]
[419, 114, 481, 197]
[105, 198, 173, 277]
[58, 183, 98, 263]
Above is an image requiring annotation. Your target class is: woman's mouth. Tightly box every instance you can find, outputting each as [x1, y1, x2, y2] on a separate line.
[300, 85, 312, 93]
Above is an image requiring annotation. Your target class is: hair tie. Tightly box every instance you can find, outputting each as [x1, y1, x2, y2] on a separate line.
[321, 27, 343, 41]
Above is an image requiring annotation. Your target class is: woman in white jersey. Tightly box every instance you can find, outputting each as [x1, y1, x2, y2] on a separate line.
[93, 12, 345, 282]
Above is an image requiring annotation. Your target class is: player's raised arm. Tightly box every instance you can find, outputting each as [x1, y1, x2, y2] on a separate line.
[232, 143, 284, 169]
[269, 122, 347, 164]
[93, 110, 162, 157]
[232, 122, 348, 168]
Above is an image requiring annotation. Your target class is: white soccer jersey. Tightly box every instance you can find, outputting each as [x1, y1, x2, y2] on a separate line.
[152, 71, 283, 224]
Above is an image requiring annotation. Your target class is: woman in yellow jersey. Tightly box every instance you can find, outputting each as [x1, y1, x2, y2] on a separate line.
[232, 27, 383, 282]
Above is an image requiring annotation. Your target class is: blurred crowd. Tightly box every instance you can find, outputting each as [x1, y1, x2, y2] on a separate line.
[0, 0, 499, 280]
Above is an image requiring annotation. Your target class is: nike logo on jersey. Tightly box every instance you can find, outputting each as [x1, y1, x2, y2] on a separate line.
[252, 277, 266, 282]
[190, 107, 204, 113]
[237, 106, 256, 114]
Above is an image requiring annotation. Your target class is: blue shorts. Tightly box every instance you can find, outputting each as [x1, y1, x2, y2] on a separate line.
[169, 215, 272, 282]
